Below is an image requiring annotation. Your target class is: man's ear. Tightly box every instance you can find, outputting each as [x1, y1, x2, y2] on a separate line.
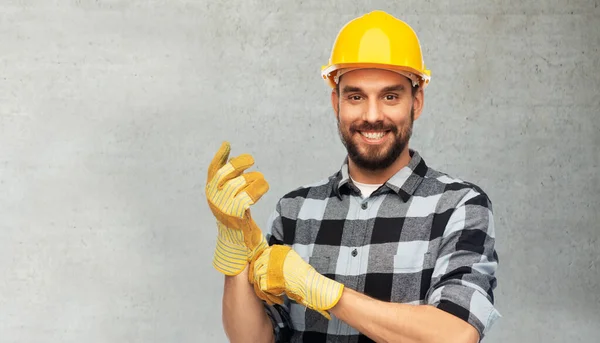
[412, 87, 425, 121]
[331, 88, 339, 119]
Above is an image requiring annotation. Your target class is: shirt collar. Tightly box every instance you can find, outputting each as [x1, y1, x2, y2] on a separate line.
[333, 149, 428, 202]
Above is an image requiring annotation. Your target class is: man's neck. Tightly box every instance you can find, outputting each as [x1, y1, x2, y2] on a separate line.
[348, 148, 412, 185]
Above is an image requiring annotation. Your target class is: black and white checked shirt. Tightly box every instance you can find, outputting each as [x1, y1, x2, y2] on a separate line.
[263, 150, 500, 342]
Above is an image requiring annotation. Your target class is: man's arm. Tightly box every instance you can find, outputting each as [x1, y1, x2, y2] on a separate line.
[252, 188, 499, 342]
[330, 289, 479, 343]
[223, 200, 294, 343]
[333, 189, 499, 343]
[222, 266, 274, 343]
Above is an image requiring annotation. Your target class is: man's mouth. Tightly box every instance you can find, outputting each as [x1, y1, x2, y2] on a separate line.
[358, 130, 390, 143]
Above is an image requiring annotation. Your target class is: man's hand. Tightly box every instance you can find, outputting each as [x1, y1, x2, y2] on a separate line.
[205, 141, 269, 276]
[250, 245, 344, 319]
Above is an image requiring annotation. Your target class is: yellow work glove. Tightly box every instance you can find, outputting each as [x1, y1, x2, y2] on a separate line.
[251, 245, 345, 319]
[205, 141, 270, 276]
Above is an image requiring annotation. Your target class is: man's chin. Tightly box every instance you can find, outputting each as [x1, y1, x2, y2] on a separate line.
[354, 141, 392, 156]
[351, 156, 393, 171]
[346, 139, 407, 171]
[350, 150, 392, 168]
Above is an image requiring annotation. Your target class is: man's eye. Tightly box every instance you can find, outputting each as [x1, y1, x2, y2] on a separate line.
[350, 95, 362, 101]
[385, 94, 398, 100]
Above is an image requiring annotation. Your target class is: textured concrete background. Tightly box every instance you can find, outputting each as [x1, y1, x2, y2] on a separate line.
[1, 1, 599, 342]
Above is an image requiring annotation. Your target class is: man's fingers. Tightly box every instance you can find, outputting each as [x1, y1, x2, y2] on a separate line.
[210, 171, 268, 218]
[251, 252, 283, 304]
[249, 248, 285, 305]
[265, 293, 284, 305]
[253, 282, 283, 305]
[215, 154, 255, 188]
[253, 281, 265, 299]
[239, 172, 269, 203]
[207, 141, 231, 182]
[211, 175, 249, 214]
[248, 247, 262, 285]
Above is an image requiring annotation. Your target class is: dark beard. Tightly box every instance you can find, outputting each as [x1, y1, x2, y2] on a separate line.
[337, 108, 414, 171]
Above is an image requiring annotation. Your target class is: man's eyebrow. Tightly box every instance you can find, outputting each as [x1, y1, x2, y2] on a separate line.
[341, 84, 407, 94]
[380, 84, 406, 93]
[341, 85, 363, 94]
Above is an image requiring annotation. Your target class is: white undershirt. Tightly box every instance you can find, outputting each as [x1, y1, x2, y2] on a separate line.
[350, 177, 383, 199]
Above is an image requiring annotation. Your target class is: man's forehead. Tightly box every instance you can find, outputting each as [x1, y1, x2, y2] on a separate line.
[339, 69, 412, 91]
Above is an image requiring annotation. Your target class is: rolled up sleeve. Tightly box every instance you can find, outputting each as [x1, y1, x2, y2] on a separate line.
[427, 189, 501, 339]
[264, 302, 293, 343]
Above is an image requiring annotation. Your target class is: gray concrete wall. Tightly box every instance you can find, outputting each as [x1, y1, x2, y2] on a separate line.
[1, 1, 598, 342]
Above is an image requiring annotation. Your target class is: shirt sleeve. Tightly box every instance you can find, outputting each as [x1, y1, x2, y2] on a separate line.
[426, 188, 501, 340]
[262, 200, 293, 342]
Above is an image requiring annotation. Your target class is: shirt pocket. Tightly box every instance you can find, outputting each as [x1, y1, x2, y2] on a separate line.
[393, 251, 431, 273]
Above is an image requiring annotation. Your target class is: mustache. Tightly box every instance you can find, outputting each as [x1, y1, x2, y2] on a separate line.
[349, 121, 397, 133]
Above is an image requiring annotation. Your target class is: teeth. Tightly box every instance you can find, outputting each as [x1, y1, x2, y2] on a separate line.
[361, 131, 386, 139]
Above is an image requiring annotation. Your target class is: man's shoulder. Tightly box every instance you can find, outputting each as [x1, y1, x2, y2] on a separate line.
[422, 165, 492, 207]
[280, 173, 338, 201]
[273, 172, 340, 220]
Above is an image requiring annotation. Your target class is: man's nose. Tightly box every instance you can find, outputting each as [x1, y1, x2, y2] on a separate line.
[362, 98, 384, 122]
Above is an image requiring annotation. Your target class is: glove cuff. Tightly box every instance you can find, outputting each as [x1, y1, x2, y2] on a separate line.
[306, 268, 344, 311]
[213, 234, 249, 276]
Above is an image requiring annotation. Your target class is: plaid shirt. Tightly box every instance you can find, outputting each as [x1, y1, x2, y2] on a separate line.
[263, 150, 500, 342]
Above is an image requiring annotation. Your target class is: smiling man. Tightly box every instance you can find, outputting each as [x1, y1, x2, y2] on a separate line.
[334, 68, 419, 184]
[209, 10, 500, 343]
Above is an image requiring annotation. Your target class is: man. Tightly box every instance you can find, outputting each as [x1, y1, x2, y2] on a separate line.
[205, 10, 500, 343]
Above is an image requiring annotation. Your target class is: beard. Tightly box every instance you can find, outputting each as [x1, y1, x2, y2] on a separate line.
[337, 108, 414, 171]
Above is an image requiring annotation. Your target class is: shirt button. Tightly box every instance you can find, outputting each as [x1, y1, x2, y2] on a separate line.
[361, 202, 368, 210]
[351, 249, 358, 257]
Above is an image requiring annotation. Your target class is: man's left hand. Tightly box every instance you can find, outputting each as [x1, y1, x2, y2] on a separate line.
[250, 245, 344, 319]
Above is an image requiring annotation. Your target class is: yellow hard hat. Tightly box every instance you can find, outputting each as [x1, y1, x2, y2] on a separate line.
[321, 10, 431, 89]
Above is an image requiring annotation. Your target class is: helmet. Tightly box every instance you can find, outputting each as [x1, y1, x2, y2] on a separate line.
[321, 10, 431, 89]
